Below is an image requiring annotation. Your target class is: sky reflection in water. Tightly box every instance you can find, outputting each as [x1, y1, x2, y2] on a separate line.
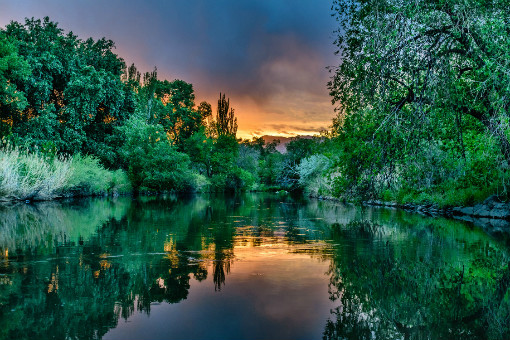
[105, 244, 333, 340]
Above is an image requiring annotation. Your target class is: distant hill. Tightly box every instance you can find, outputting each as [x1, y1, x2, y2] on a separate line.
[259, 135, 314, 153]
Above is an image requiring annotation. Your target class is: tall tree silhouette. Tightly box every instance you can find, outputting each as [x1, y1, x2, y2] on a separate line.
[142, 67, 158, 121]
[216, 93, 237, 137]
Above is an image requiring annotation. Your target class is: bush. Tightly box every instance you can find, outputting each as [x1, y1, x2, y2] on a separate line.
[297, 154, 332, 196]
[139, 142, 194, 192]
[0, 146, 70, 200]
[209, 173, 227, 191]
[231, 167, 256, 191]
[118, 115, 195, 192]
[65, 154, 112, 196]
[110, 169, 133, 195]
[0, 146, 130, 201]
[191, 172, 210, 192]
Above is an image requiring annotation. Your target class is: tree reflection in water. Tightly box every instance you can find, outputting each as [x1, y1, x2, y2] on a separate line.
[213, 249, 233, 292]
[0, 195, 509, 340]
[323, 220, 510, 340]
[0, 194, 326, 339]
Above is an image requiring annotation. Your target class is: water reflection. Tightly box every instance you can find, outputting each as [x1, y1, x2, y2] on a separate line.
[324, 219, 510, 340]
[0, 194, 334, 339]
[0, 194, 508, 340]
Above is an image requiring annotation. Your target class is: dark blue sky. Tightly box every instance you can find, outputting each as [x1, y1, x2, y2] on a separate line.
[0, 0, 338, 137]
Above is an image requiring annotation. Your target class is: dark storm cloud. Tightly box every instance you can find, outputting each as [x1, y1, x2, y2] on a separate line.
[136, 0, 338, 105]
[0, 0, 338, 135]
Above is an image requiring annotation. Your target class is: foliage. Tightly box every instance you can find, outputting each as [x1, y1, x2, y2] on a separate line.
[0, 145, 128, 200]
[65, 154, 131, 196]
[0, 32, 30, 137]
[117, 114, 194, 192]
[0, 145, 70, 200]
[297, 154, 333, 196]
[258, 150, 283, 189]
[203, 134, 259, 192]
[1, 17, 133, 164]
[215, 93, 237, 137]
[151, 78, 207, 150]
[0, 17, 261, 196]
[328, 0, 510, 204]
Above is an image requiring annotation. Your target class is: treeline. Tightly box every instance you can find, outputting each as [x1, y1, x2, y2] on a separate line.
[4, 0, 508, 208]
[0, 17, 336, 200]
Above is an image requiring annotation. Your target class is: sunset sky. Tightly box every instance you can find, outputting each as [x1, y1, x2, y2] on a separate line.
[0, 0, 338, 139]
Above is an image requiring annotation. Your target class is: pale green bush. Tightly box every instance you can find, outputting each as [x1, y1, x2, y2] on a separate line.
[64, 154, 112, 196]
[297, 154, 333, 196]
[0, 146, 131, 201]
[0, 146, 71, 200]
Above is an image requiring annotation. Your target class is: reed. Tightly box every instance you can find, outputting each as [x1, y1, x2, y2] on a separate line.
[0, 146, 131, 201]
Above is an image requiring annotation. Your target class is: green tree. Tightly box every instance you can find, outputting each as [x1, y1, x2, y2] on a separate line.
[137, 76, 210, 151]
[139, 67, 158, 121]
[329, 0, 510, 199]
[2, 17, 134, 164]
[210, 135, 238, 176]
[276, 137, 317, 191]
[153, 79, 203, 148]
[330, 0, 510, 144]
[118, 114, 193, 192]
[258, 144, 283, 188]
[182, 128, 214, 176]
[0, 33, 30, 137]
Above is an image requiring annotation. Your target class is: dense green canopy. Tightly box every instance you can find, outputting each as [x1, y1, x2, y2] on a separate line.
[328, 0, 510, 203]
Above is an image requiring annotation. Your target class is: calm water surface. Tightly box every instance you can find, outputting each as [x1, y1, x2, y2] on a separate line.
[0, 193, 508, 340]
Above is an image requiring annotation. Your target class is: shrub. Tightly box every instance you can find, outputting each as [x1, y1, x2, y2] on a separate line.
[64, 154, 112, 196]
[0, 146, 70, 200]
[191, 172, 210, 192]
[0, 146, 130, 201]
[110, 169, 133, 195]
[297, 154, 332, 195]
[118, 115, 195, 192]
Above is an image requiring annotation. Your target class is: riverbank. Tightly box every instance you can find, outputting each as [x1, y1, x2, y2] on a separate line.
[310, 193, 510, 236]
[364, 195, 510, 235]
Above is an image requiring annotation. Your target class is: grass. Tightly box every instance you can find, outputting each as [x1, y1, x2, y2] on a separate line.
[0, 146, 132, 201]
[387, 183, 498, 208]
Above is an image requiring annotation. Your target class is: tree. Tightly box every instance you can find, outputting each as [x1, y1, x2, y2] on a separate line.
[197, 101, 213, 135]
[329, 0, 510, 198]
[182, 128, 214, 176]
[0, 33, 30, 137]
[215, 93, 237, 137]
[117, 114, 193, 191]
[140, 67, 158, 122]
[1, 17, 134, 165]
[141, 77, 209, 150]
[125, 63, 141, 86]
[331, 0, 510, 157]
[155, 79, 201, 148]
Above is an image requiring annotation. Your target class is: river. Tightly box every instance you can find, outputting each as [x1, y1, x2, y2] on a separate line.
[0, 193, 508, 340]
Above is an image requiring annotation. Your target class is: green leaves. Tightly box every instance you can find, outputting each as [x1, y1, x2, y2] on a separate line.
[117, 114, 193, 192]
[1, 17, 132, 159]
[329, 0, 510, 200]
[0, 33, 30, 131]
